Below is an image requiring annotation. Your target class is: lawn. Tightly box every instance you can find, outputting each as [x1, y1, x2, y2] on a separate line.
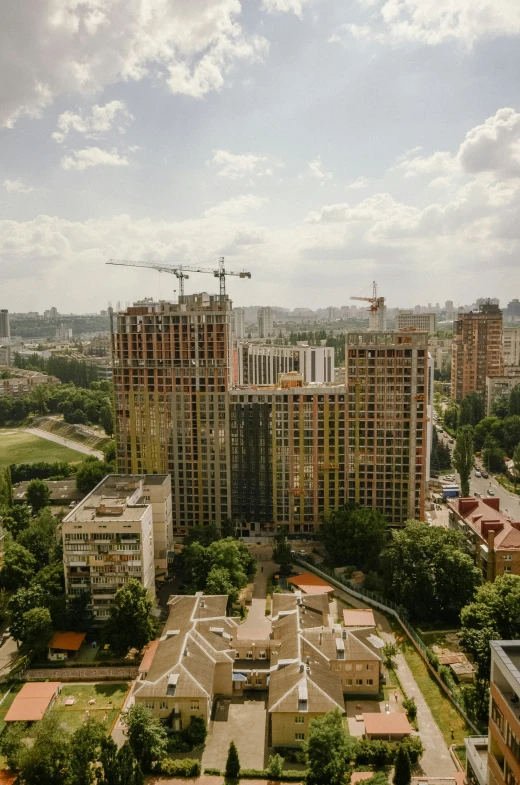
[397, 636, 470, 746]
[51, 682, 130, 734]
[0, 429, 84, 468]
[0, 684, 23, 736]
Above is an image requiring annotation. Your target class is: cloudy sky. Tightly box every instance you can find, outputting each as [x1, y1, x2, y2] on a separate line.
[2, 0, 520, 313]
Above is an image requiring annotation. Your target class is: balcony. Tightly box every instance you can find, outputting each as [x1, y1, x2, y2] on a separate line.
[464, 736, 488, 785]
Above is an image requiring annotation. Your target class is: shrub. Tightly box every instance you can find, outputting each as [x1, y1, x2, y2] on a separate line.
[425, 648, 439, 671]
[204, 767, 222, 775]
[159, 757, 201, 777]
[402, 696, 417, 721]
[182, 715, 207, 748]
[353, 739, 393, 766]
[238, 770, 305, 782]
[267, 754, 285, 778]
[400, 736, 423, 765]
[226, 741, 240, 778]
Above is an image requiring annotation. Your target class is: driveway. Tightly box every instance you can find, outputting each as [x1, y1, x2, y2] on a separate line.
[235, 558, 276, 641]
[23, 427, 104, 459]
[202, 696, 268, 771]
[0, 637, 19, 680]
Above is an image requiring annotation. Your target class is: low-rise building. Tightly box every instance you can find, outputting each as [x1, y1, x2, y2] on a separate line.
[395, 311, 436, 334]
[14, 480, 83, 506]
[503, 327, 520, 366]
[448, 497, 520, 580]
[62, 474, 173, 619]
[0, 368, 60, 398]
[485, 371, 520, 416]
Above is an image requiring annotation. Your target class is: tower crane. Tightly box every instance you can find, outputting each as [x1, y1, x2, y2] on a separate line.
[106, 257, 251, 298]
[350, 281, 386, 330]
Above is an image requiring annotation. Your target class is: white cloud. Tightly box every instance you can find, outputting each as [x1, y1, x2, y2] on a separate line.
[211, 149, 270, 179]
[203, 194, 267, 216]
[60, 146, 130, 171]
[300, 156, 332, 183]
[392, 149, 457, 177]
[337, 0, 520, 47]
[52, 100, 133, 143]
[3, 178, 33, 194]
[1, 0, 268, 128]
[262, 0, 310, 16]
[348, 177, 370, 189]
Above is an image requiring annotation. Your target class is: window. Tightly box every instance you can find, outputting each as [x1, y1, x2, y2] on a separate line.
[356, 679, 363, 686]
[345, 679, 352, 686]
[355, 664, 363, 671]
[160, 701, 168, 710]
[335, 664, 341, 671]
[145, 701, 154, 710]
[246, 651, 253, 659]
[504, 566, 512, 573]
[295, 733, 305, 741]
[491, 699, 504, 735]
[366, 679, 373, 686]
[345, 663, 352, 671]
[259, 651, 266, 659]
[256, 678, 263, 685]
[366, 665, 373, 671]
[190, 701, 199, 710]
[295, 716, 304, 724]
[235, 651, 240, 658]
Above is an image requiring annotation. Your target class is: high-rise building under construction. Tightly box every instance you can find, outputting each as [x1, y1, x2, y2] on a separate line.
[111, 293, 232, 536]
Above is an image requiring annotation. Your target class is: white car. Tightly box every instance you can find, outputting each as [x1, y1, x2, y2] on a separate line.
[475, 471, 482, 477]
[487, 489, 495, 496]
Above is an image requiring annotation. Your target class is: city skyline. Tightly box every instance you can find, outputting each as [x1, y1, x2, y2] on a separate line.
[1, 2, 520, 311]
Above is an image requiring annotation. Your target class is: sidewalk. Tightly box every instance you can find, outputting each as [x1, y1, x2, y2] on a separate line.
[23, 427, 104, 459]
[236, 558, 276, 640]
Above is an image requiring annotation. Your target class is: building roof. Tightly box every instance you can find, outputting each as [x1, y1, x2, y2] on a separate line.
[14, 480, 83, 504]
[287, 573, 334, 595]
[49, 632, 86, 651]
[343, 609, 376, 627]
[301, 628, 381, 664]
[351, 773, 376, 785]
[139, 639, 159, 673]
[362, 712, 412, 736]
[448, 497, 520, 551]
[5, 682, 61, 722]
[268, 662, 344, 714]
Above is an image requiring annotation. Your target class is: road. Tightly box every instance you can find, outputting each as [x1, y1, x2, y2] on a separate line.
[23, 427, 104, 460]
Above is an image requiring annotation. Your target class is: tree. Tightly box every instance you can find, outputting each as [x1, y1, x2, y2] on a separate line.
[20, 607, 53, 654]
[382, 642, 398, 669]
[321, 505, 387, 570]
[225, 741, 240, 778]
[503, 415, 520, 454]
[70, 717, 106, 785]
[76, 457, 111, 494]
[1, 542, 37, 590]
[453, 425, 474, 497]
[17, 713, 72, 785]
[444, 404, 459, 432]
[266, 754, 285, 778]
[205, 566, 238, 603]
[273, 529, 292, 575]
[0, 721, 28, 771]
[122, 703, 167, 773]
[183, 524, 220, 547]
[393, 745, 412, 785]
[460, 574, 520, 678]
[303, 709, 353, 785]
[105, 579, 154, 656]
[459, 392, 485, 427]
[25, 479, 51, 514]
[18, 508, 59, 569]
[97, 737, 119, 785]
[513, 444, 520, 482]
[8, 584, 47, 643]
[510, 385, 520, 416]
[1, 503, 30, 537]
[116, 743, 144, 785]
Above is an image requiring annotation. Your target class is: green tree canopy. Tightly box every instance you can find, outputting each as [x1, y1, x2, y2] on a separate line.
[225, 741, 240, 778]
[25, 479, 51, 514]
[460, 574, 520, 678]
[17, 713, 72, 785]
[76, 457, 111, 494]
[453, 425, 474, 497]
[381, 521, 482, 623]
[459, 392, 485, 427]
[105, 579, 154, 656]
[321, 505, 387, 570]
[303, 708, 353, 785]
[1, 542, 37, 590]
[122, 703, 167, 773]
[393, 745, 412, 785]
[8, 584, 48, 643]
[20, 606, 53, 654]
[18, 508, 59, 569]
[510, 385, 520, 416]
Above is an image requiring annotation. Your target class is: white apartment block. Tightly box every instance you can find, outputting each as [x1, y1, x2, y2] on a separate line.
[62, 475, 172, 619]
[485, 371, 520, 416]
[232, 308, 246, 341]
[258, 307, 274, 339]
[503, 327, 520, 367]
[237, 343, 335, 386]
[395, 311, 436, 334]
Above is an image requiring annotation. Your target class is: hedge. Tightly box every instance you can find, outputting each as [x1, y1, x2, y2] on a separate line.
[239, 769, 306, 781]
[204, 768, 222, 776]
[158, 758, 201, 777]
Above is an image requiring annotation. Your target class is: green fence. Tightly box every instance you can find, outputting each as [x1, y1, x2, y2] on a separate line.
[294, 557, 483, 735]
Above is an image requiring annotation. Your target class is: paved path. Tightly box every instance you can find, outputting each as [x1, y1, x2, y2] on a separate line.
[23, 427, 104, 459]
[236, 557, 276, 640]
[0, 637, 19, 681]
[331, 586, 454, 777]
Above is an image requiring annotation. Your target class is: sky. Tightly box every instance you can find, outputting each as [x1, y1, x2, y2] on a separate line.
[1, 0, 520, 314]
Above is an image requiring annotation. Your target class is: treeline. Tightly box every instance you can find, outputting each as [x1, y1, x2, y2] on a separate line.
[0, 379, 114, 435]
[430, 428, 451, 472]
[14, 352, 99, 387]
[10, 314, 110, 339]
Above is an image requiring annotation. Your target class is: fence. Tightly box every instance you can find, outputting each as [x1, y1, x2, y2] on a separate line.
[294, 557, 483, 735]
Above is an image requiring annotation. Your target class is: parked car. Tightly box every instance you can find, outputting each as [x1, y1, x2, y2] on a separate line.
[475, 471, 482, 477]
[474, 492, 481, 497]
[487, 489, 495, 496]
[430, 473, 439, 479]
[481, 471, 489, 478]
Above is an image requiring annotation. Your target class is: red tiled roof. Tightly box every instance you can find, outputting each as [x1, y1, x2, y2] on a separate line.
[287, 573, 333, 594]
[363, 712, 411, 735]
[5, 682, 61, 722]
[139, 640, 160, 673]
[448, 497, 520, 550]
[49, 632, 86, 651]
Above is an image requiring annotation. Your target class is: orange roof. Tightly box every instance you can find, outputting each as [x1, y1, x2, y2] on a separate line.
[363, 712, 412, 735]
[139, 639, 159, 673]
[343, 609, 376, 627]
[287, 573, 333, 594]
[351, 773, 376, 785]
[5, 682, 61, 722]
[49, 632, 86, 651]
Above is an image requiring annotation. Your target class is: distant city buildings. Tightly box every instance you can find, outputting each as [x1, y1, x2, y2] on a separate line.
[451, 302, 503, 402]
[232, 307, 246, 340]
[395, 311, 436, 334]
[236, 342, 334, 386]
[0, 369, 60, 398]
[258, 307, 274, 339]
[485, 370, 520, 416]
[0, 310, 10, 343]
[56, 326, 73, 340]
[503, 327, 520, 367]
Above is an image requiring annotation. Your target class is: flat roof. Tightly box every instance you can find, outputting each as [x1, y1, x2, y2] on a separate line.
[363, 712, 412, 735]
[5, 682, 61, 722]
[343, 609, 376, 627]
[49, 632, 86, 651]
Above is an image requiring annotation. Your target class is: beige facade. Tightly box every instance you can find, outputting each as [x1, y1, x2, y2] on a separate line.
[485, 371, 520, 416]
[488, 641, 520, 785]
[427, 336, 452, 373]
[0, 369, 60, 398]
[503, 327, 520, 367]
[236, 342, 335, 385]
[395, 311, 436, 334]
[62, 474, 172, 619]
[451, 303, 503, 401]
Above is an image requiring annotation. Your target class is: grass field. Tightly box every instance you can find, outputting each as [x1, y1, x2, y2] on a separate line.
[0, 429, 84, 468]
[51, 683, 129, 734]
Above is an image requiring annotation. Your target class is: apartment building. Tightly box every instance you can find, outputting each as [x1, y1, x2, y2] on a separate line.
[0, 310, 10, 342]
[0, 369, 60, 398]
[236, 343, 335, 386]
[258, 307, 274, 339]
[62, 475, 172, 618]
[136, 590, 382, 747]
[345, 331, 432, 524]
[485, 371, 520, 416]
[448, 497, 520, 581]
[504, 328, 520, 367]
[232, 308, 246, 341]
[427, 336, 452, 374]
[111, 294, 233, 535]
[229, 373, 347, 536]
[395, 311, 437, 334]
[451, 303, 503, 402]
